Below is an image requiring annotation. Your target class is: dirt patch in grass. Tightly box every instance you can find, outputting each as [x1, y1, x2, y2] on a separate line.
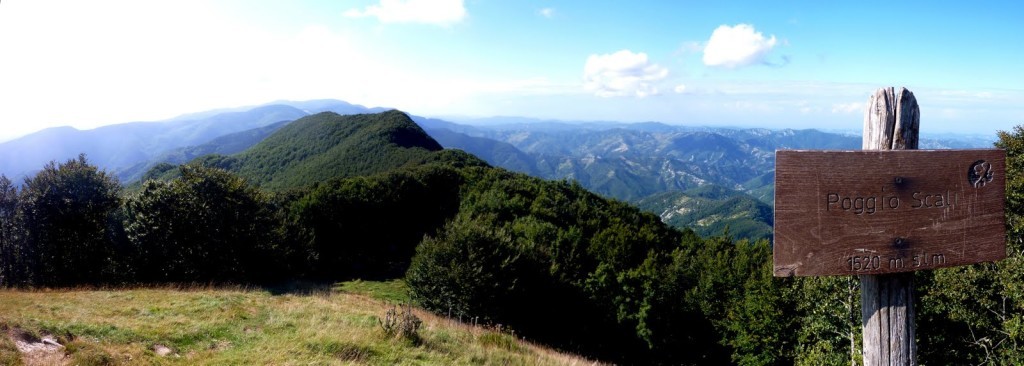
[7, 326, 67, 366]
[153, 344, 174, 357]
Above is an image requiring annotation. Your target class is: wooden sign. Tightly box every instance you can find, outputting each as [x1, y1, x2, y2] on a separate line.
[774, 149, 1006, 277]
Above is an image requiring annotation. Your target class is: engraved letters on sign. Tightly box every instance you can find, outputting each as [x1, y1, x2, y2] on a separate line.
[773, 149, 1006, 277]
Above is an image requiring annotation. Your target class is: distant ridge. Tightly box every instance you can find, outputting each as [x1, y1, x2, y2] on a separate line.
[157, 110, 485, 190]
[117, 120, 292, 183]
[0, 104, 309, 181]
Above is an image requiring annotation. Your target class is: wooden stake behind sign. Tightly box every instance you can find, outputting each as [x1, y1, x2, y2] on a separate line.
[861, 86, 918, 366]
[773, 87, 1007, 365]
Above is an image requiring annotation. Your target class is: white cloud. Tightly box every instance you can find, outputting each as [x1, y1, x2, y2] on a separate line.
[702, 24, 777, 68]
[583, 50, 669, 98]
[539, 8, 555, 18]
[344, 0, 466, 26]
[674, 84, 688, 94]
[832, 102, 863, 114]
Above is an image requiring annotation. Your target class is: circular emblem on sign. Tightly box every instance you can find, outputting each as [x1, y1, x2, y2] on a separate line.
[968, 160, 994, 188]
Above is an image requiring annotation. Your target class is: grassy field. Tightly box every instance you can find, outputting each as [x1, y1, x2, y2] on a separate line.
[0, 281, 603, 365]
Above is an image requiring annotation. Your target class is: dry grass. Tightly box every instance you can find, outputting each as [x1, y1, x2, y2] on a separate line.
[0, 283, 607, 365]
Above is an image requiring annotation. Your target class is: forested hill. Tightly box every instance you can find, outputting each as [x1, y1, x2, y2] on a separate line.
[636, 185, 774, 241]
[232, 110, 442, 189]
[145, 110, 485, 190]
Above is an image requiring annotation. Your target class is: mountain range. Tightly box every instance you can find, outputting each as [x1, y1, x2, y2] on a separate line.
[0, 100, 995, 240]
[0, 100, 388, 182]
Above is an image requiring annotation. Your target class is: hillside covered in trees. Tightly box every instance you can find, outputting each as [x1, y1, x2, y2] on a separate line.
[636, 185, 774, 241]
[0, 110, 1022, 364]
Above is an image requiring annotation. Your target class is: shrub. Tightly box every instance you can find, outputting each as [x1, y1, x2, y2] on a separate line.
[379, 303, 422, 343]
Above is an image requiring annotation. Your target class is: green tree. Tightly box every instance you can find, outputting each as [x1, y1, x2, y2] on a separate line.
[633, 231, 728, 364]
[406, 215, 521, 322]
[289, 165, 463, 280]
[720, 240, 797, 366]
[123, 165, 277, 282]
[0, 175, 21, 286]
[669, 234, 800, 365]
[915, 125, 1024, 364]
[794, 276, 861, 366]
[1000, 125, 1024, 255]
[19, 154, 121, 286]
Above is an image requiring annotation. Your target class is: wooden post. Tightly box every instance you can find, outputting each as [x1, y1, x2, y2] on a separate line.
[860, 86, 919, 365]
[776, 85, 1003, 362]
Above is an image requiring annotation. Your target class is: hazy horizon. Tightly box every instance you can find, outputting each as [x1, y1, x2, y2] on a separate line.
[0, 96, 1005, 144]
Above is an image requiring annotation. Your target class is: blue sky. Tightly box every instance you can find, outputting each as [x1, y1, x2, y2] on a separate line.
[1, 0, 1022, 140]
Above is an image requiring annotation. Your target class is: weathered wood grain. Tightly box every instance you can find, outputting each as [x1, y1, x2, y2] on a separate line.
[773, 149, 1006, 276]
[862, 86, 917, 366]
[861, 274, 915, 365]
